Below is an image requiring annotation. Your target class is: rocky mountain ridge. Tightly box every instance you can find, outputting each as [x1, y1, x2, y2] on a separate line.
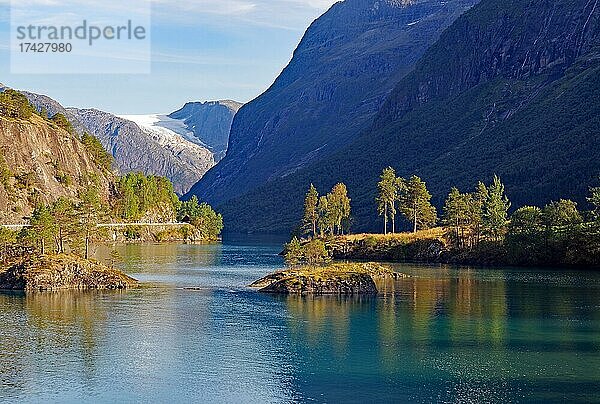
[186, 0, 479, 206]
[209, 0, 600, 233]
[0, 114, 113, 224]
[169, 100, 242, 161]
[12, 89, 239, 195]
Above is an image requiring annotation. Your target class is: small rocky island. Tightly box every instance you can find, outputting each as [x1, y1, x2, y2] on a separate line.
[0, 254, 138, 292]
[250, 262, 404, 295]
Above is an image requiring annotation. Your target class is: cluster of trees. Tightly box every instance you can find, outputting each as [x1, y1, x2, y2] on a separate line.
[441, 176, 511, 248]
[177, 196, 224, 240]
[295, 166, 600, 267]
[377, 168, 437, 234]
[284, 237, 330, 268]
[113, 173, 180, 222]
[51, 113, 75, 135]
[303, 183, 351, 237]
[503, 190, 600, 266]
[81, 132, 113, 171]
[1, 174, 225, 261]
[19, 182, 104, 259]
[0, 90, 35, 120]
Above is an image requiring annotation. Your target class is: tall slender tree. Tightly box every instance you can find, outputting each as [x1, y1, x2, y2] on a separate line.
[77, 183, 105, 259]
[443, 187, 472, 248]
[29, 204, 57, 254]
[377, 167, 399, 234]
[51, 197, 77, 254]
[317, 195, 333, 236]
[482, 175, 511, 242]
[399, 176, 437, 233]
[303, 184, 319, 238]
[328, 183, 351, 235]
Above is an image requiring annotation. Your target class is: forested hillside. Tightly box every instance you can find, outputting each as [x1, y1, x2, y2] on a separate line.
[187, 0, 478, 206]
[216, 0, 600, 234]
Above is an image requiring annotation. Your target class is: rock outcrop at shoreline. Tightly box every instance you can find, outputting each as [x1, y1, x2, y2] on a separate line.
[327, 232, 447, 263]
[0, 254, 138, 292]
[250, 263, 403, 295]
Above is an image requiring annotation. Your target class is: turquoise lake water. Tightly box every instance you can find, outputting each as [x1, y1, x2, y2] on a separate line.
[1, 238, 599, 403]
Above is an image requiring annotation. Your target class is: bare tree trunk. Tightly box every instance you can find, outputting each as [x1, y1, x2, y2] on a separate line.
[384, 205, 388, 235]
[413, 204, 418, 233]
[85, 231, 90, 260]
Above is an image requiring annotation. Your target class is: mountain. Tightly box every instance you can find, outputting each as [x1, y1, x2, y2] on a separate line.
[187, 0, 479, 206]
[69, 109, 215, 195]
[0, 113, 112, 224]
[17, 91, 237, 195]
[214, 0, 600, 234]
[169, 100, 242, 161]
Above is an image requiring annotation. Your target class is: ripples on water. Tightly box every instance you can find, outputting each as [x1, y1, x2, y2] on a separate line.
[1, 239, 599, 403]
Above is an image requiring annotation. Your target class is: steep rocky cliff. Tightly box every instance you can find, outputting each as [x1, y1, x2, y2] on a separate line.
[0, 114, 113, 224]
[169, 100, 241, 161]
[20, 91, 236, 195]
[187, 0, 478, 205]
[214, 0, 600, 233]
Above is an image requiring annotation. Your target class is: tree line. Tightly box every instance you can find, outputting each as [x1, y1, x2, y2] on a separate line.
[303, 183, 351, 237]
[0, 173, 225, 261]
[296, 167, 600, 267]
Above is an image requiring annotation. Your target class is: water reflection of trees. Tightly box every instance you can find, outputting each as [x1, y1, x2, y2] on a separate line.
[284, 270, 509, 348]
[0, 290, 113, 397]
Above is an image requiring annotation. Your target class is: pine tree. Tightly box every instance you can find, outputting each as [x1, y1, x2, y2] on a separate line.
[51, 197, 77, 254]
[443, 187, 471, 248]
[482, 175, 511, 242]
[399, 176, 437, 233]
[29, 204, 57, 254]
[303, 184, 319, 238]
[284, 237, 303, 268]
[77, 182, 105, 259]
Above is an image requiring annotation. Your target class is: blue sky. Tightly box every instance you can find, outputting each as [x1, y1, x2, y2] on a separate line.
[0, 0, 337, 113]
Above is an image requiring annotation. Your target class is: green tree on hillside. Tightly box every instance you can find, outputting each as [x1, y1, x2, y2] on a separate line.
[50, 113, 74, 134]
[399, 176, 437, 233]
[317, 195, 333, 236]
[284, 237, 303, 268]
[177, 196, 223, 240]
[0, 89, 34, 119]
[509, 206, 543, 235]
[304, 239, 330, 267]
[482, 176, 511, 241]
[377, 167, 400, 234]
[443, 187, 474, 248]
[82, 132, 113, 171]
[115, 173, 179, 222]
[303, 184, 319, 238]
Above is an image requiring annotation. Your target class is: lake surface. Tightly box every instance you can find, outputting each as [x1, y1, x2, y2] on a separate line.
[1, 238, 600, 403]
